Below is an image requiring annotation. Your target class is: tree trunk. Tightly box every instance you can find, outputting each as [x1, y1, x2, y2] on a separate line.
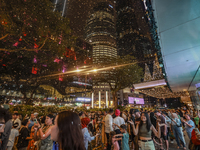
[26, 88, 37, 105]
[112, 91, 118, 108]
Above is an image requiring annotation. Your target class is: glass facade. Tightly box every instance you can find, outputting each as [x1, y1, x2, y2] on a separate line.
[116, 0, 155, 62]
[85, 2, 117, 63]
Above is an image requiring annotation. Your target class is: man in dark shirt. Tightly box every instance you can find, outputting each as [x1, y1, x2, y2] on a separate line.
[155, 110, 169, 150]
[17, 119, 30, 150]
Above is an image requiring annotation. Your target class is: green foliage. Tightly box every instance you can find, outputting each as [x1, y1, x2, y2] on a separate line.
[0, 0, 77, 104]
[93, 55, 143, 92]
[9, 105, 112, 117]
[0, 0, 74, 52]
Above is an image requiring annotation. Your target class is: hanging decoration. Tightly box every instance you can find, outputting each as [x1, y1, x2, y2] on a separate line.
[13, 42, 19, 47]
[32, 67, 38, 74]
[33, 55, 37, 63]
[64, 48, 76, 60]
[59, 75, 63, 81]
[54, 58, 61, 63]
[84, 57, 92, 64]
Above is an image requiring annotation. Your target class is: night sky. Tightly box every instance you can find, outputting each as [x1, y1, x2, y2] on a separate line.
[66, 0, 114, 37]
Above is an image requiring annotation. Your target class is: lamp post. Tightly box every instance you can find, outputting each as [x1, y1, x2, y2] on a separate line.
[106, 91, 108, 108]
[99, 91, 101, 108]
[92, 92, 94, 108]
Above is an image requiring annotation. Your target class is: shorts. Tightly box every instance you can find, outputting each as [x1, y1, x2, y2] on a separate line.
[138, 140, 155, 150]
[161, 132, 168, 140]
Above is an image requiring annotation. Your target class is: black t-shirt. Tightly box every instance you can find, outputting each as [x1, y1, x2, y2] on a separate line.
[17, 127, 30, 148]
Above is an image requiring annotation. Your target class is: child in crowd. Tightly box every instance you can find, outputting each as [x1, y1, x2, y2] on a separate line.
[109, 131, 122, 150]
[7, 123, 19, 150]
[114, 124, 130, 150]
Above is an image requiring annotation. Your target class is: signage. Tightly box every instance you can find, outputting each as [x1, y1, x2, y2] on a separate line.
[128, 97, 144, 104]
[76, 97, 91, 102]
[195, 83, 200, 88]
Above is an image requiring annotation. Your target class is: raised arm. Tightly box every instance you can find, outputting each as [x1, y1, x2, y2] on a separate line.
[38, 126, 52, 140]
[151, 123, 165, 138]
[113, 123, 121, 129]
[128, 120, 139, 135]
[114, 134, 123, 137]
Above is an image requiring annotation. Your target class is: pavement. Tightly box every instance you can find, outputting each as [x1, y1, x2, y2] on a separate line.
[168, 131, 190, 150]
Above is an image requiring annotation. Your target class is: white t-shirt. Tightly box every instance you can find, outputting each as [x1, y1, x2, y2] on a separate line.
[114, 116, 125, 130]
[105, 114, 113, 133]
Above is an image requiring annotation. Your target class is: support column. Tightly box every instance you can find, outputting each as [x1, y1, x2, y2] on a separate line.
[92, 93, 94, 108]
[106, 91, 108, 108]
[99, 91, 101, 108]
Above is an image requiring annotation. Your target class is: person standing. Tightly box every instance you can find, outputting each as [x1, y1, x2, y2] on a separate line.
[16, 119, 32, 150]
[181, 114, 195, 139]
[81, 117, 99, 150]
[154, 110, 169, 150]
[162, 112, 171, 140]
[171, 113, 186, 149]
[28, 113, 37, 131]
[128, 112, 165, 150]
[0, 108, 11, 150]
[113, 109, 125, 150]
[1, 119, 12, 150]
[51, 111, 85, 150]
[12, 113, 21, 130]
[7, 123, 19, 150]
[34, 114, 54, 150]
[105, 108, 114, 150]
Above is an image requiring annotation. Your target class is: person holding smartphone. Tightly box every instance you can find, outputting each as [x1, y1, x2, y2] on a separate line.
[28, 113, 37, 131]
[181, 114, 195, 139]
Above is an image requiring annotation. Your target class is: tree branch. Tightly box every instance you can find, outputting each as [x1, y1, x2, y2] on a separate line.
[0, 34, 9, 40]
[0, 37, 49, 52]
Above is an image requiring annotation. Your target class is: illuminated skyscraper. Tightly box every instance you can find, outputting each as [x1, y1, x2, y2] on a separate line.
[116, 0, 155, 62]
[85, 2, 117, 63]
[85, 2, 117, 107]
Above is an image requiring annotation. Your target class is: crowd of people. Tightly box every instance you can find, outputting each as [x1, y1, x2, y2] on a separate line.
[0, 106, 200, 150]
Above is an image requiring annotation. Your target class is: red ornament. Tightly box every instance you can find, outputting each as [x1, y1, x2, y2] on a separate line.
[13, 42, 18, 47]
[34, 43, 39, 49]
[2, 64, 6, 66]
[59, 75, 63, 81]
[32, 67, 37, 74]
[19, 38, 22, 41]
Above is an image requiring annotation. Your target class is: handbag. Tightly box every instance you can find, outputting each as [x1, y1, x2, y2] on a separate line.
[169, 130, 175, 139]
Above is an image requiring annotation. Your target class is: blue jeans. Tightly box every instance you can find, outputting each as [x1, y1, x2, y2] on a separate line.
[172, 125, 186, 147]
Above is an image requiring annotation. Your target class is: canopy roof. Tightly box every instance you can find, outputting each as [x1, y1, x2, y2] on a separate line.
[152, 0, 200, 92]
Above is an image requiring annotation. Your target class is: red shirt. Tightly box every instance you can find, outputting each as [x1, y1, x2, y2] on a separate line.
[191, 129, 200, 145]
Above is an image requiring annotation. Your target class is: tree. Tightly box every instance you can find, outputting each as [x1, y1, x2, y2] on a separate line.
[0, 0, 76, 104]
[92, 55, 143, 108]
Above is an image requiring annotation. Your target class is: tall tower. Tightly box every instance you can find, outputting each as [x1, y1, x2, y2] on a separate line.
[85, 2, 117, 108]
[85, 2, 117, 63]
[116, 0, 155, 63]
